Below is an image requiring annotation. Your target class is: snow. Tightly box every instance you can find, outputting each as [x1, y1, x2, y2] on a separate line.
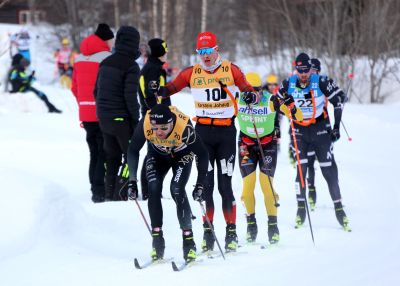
[1, 24, 399, 286]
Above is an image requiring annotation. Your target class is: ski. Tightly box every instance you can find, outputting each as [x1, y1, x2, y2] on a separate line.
[342, 225, 352, 232]
[134, 257, 173, 269]
[171, 258, 203, 272]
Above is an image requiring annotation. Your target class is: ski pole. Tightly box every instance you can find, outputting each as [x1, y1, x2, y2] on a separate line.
[134, 199, 152, 236]
[247, 103, 280, 208]
[341, 74, 353, 141]
[288, 112, 315, 245]
[199, 202, 225, 260]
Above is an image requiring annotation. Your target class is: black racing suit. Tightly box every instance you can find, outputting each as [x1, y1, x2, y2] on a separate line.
[195, 123, 237, 224]
[127, 119, 208, 230]
[278, 75, 346, 204]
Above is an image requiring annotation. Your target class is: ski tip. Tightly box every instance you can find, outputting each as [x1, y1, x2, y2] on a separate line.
[171, 261, 180, 272]
[134, 258, 141, 269]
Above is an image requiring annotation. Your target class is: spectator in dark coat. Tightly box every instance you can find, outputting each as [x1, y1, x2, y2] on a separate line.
[94, 26, 141, 201]
[71, 23, 114, 203]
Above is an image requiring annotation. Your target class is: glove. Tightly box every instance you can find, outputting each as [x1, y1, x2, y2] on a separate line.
[331, 127, 340, 142]
[242, 91, 257, 105]
[127, 180, 138, 200]
[148, 80, 159, 94]
[28, 70, 36, 82]
[283, 94, 298, 117]
[192, 183, 204, 202]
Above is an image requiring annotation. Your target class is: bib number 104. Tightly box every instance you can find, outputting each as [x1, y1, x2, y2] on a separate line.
[205, 88, 227, 101]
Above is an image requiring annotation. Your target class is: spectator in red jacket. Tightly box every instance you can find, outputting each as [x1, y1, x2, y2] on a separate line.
[71, 23, 114, 203]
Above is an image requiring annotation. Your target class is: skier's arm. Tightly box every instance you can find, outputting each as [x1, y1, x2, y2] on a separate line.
[127, 118, 146, 181]
[231, 64, 255, 92]
[319, 76, 346, 129]
[183, 123, 209, 186]
[273, 79, 303, 121]
[164, 67, 193, 96]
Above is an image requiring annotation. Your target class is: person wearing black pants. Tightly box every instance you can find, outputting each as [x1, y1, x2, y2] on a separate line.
[82, 122, 106, 200]
[127, 105, 208, 263]
[278, 53, 350, 230]
[95, 26, 141, 201]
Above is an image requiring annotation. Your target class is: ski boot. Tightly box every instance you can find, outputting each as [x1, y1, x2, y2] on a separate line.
[308, 186, 317, 211]
[246, 214, 258, 243]
[201, 222, 215, 252]
[267, 216, 280, 244]
[150, 228, 165, 260]
[182, 229, 197, 263]
[334, 202, 351, 231]
[225, 224, 238, 252]
[295, 201, 306, 228]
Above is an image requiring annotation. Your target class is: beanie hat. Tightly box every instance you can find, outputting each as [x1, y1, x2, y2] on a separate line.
[311, 58, 321, 72]
[245, 72, 262, 87]
[149, 104, 174, 125]
[196, 31, 217, 50]
[95, 23, 114, 41]
[294, 53, 311, 72]
[148, 38, 168, 57]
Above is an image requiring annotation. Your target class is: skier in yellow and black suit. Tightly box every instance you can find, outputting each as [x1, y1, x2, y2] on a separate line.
[127, 104, 209, 263]
[238, 72, 303, 245]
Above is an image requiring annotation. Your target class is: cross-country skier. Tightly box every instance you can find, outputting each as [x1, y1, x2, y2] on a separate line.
[155, 31, 258, 252]
[277, 53, 350, 230]
[127, 104, 208, 263]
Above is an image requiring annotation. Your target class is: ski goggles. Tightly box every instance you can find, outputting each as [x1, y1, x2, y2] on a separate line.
[196, 46, 217, 55]
[296, 67, 311, 74]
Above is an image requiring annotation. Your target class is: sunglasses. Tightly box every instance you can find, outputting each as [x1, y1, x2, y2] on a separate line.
[196, 47, 216, 55]
[297, 68, 311, 74]
[151, 125, 170, 131]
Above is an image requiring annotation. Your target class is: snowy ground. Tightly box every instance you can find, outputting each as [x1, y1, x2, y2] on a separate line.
[0, 23, 399, 286]
[0, 87, 399, 286]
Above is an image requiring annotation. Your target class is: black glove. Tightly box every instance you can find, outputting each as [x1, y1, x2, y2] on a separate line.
[242, 91, 257, 105]
[28, 70, 35, 82]
[127, 180, 138, 200]
[331, 127, 340, 142]
[192, 183, 204, 202]
[148, 80, 159, 94]
[283, 94, 298, 117]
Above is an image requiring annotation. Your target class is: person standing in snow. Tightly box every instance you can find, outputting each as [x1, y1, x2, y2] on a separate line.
[10, 29, 31, 62]
[71, 23, 114, 203]
[94, 26, 141, 201]
[127, 104, 208, 263]
[156, 31, 258, 252]
[238, 72, 302, 245]
[9, 54, 62, 113]
[277, 53, 350, 230]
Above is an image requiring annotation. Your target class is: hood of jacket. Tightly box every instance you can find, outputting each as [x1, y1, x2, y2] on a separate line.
[114, 26, 140, 59]
[79, 34, 111, 56]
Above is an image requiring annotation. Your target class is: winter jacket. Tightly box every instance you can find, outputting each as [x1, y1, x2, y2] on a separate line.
[138, 56, 171, 117]
[71, 35, 111, 122]
[9, 65, 34, 93]
[94, 26, 141, 126]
